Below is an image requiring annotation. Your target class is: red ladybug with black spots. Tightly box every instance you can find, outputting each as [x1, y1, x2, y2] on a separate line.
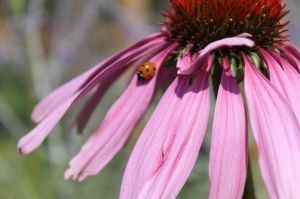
[137, 62, 156, 81]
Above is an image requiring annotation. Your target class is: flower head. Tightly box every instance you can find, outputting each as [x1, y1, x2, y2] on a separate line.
[165, 0, 288, 50]
[18, 0, 300, 198]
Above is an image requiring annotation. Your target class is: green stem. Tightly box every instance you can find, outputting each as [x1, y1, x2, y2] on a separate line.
[242, 156, 256, 199]
[212, 68, 222, 97]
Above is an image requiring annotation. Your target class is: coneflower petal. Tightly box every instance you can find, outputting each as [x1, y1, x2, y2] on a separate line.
[260, 49, 300, 125]
[276, 45, 300, 72]
[17, 42, 169, 155]
[283, 40, 300, 61]
[69, 50, 159, 136]
[121, 56, 212, 199]
[31, 64, 102, 123]
[243, 54, 300, 199]
[68, 67, 125, 136]
[31, 33, 166, 123]
[178, 35, 254, 75]
[120, 75, 190, 198]
[64, 44, 178, 181]
[176, 45, 197, 71]
[208, 57, 247, 199]
[271, 51, 300, 91]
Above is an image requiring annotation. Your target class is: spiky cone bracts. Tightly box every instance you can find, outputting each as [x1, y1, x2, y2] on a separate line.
[162, 0, 290, 84]
[163, 0, 288, 48]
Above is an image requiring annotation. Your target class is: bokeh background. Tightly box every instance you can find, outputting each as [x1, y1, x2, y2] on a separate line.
[0, 0, 299, 198]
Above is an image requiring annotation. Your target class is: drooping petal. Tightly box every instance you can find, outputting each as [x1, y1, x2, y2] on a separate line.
[154, 63, 178, 92]
[178, 35, 254, 75]
[17, 41, 169, 155]
[270, 51, 300, 91]
[70, 54, 153, 136]
[64, 44, 178, 181]
[72, 70, 123, 136]
[31, 65, 101, 123]
[138, 71, 210, 199]
[176, 45, 197, 71]
[283, 40, 300, 61]
[260, 49, 300, 124]
[208, 57, 247, 199]
[243, 54, 300, 199]
[276, 45, 300, 72]
[31, 33, 167, 123]
[121, 56, 212, 199]
[120, 76, 189, 198]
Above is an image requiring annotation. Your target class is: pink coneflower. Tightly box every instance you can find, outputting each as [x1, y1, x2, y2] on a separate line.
[18, 0, 300, 198]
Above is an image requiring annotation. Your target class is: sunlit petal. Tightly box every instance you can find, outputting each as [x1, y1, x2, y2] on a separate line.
[31, 33, 166, 123]
[209, 57, 247, 199]
[64, 44, 178, 181]
[18, 42, 169, 154]
[243, 54, 300, 199]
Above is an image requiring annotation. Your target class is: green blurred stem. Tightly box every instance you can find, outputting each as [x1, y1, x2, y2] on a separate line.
[212, 68, 222, 98]
[242, 156, 256, 199]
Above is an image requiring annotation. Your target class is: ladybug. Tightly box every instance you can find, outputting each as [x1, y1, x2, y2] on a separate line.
[137, 61, 156, 81]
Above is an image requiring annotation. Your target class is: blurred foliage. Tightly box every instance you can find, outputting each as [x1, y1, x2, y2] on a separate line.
[8, 0, 26, 18]
[150, 0, 168, 13]
[0, 64, 34, 125]
[0, 0, 299, 198]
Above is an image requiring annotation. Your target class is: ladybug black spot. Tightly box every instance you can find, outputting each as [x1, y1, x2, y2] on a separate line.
[146, 68, 149, 72]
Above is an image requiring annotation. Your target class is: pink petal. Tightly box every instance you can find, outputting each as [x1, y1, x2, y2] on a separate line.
[235, 33, 253, 38]
[276, 45, 300, 72]
[243, 54, 300, 199]
[283, 40, 300, 61]
[72, 49, 163, 135]
[64, 44, 178, 181]
[154, 63, 178, 92]
[31, 33, 166, 123]
[17, 41, 169, 155]
[208, 57, 247, 199]
[270, 51, 300, 92]
[178, 35, 254, 75]
[31, 65, 100, 123]
[176, 45, 197, 71]
[69, 65, 127, 136]
[260, 49, 300, 124]
[121, 56, 213, 199]
[120, 76, 190, 198]
[74, 84, 115, 136]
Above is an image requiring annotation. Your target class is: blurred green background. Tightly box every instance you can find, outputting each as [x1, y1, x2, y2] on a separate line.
[0, 0, 299, 198]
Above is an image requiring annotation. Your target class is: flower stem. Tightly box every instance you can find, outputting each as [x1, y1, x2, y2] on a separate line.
[242, 156, 256, 199]
[212, 68, 222, 97]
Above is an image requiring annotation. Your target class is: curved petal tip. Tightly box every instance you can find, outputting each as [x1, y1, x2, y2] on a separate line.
[64, 167, 89, 182]
[178, 34, 255, 75]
